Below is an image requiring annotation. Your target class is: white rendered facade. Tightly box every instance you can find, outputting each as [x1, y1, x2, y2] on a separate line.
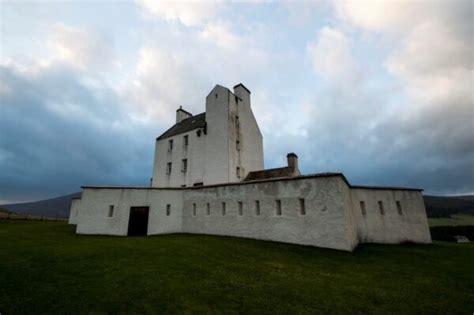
[70, 83, 432, 251]
[151, 84, 264, 188]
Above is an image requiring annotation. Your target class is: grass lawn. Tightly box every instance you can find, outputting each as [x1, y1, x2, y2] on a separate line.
[0, 221, 473, 314]
[428, 214, 474, 227]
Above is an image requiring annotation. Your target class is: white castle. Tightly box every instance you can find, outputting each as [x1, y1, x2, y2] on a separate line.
[69, 83, 431, 251]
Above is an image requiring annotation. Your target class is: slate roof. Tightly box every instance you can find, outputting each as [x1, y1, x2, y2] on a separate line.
[157, 112, 206, 140]
[243, 167, 294, 181]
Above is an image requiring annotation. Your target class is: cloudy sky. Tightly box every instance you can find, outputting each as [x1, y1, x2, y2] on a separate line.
[1, 0, 473, 202]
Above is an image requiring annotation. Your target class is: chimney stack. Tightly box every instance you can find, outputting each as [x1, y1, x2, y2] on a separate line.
[287, 153, 301, 176]
[176, 106, 192, 123]
[233, 83, 251, 107]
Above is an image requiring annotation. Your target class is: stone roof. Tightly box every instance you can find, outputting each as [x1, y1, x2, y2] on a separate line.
[157, 112, 206, 140]
[243, 167, 295, 181]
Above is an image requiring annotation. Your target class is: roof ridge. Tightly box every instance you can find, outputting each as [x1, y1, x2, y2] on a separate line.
[247, 166, 290, 174]
[175, 111, 205, 125]
[156, 112, 206, 140]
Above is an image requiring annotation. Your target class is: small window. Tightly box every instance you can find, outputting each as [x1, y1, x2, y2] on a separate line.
[276, 200, 282, 216]
[236, 115, 239, 125]
[166, 162, 172, 175]
[183, 135, 188, 146]
[222, 202, 226, 216]
[166, 204, 171, 216]
[108, 205, 114, 217]
[206, 203, 210, 215]
[182, 159, 188, 173]
[236, 167, 241, 178]
[255, 200, 260, 216]
[378, 201, 385, 215]
[168, 139, 173, 151]
[193, 182, 203, 187]
[299, 198, 306, 215]
[396, 201, 403, 215]
[236, 140, 240, 151]
[360, 201, 366, 216]
[238, 201, 243, 216]
[215, 93, 218, 98]
[193, 203, 197, 216]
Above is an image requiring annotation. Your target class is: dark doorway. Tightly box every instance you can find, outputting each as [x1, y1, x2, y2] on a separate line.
[127, 206, 149, 236]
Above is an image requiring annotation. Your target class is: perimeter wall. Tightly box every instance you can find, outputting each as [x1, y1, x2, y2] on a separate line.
[70, 175, 431, 251]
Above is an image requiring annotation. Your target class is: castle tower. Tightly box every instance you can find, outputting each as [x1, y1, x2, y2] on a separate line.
[151, 83, 263, 187]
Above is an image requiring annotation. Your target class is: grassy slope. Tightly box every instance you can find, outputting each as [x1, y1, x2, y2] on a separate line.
[429, 214, 474, 227]
[0, 221, 473, 314]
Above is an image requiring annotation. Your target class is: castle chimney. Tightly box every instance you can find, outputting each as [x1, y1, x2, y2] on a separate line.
[233, 83, 251, 107]
[287, 153, 301, 176]
[176, 106, 192, 123]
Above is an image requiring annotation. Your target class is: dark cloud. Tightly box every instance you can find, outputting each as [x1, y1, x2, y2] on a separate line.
[296, 83, 474, 195]
[0, 64, 157, 202]
[1, 59, 472, 203]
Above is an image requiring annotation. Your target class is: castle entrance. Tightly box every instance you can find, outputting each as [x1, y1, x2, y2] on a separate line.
[127, 206, 149, 236]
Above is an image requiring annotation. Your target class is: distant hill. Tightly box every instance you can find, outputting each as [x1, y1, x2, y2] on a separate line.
[1, 192, 472, 220]
[452, 195, 474, 202]
[423, 195, 474, 218]
[0, 192, 81, 219]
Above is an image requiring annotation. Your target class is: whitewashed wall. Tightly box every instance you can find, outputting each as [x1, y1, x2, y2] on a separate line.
[75, 188, 183, 236]
[203, 85, 232, 185]
[233, 85, 264, 179]
[350, 188, 432, 244]
[68, 198, 81, 224]
[72, 175, 431, 251]
[152, 84, 263, 188]
[228, 87, 264, 182]
[181, 176, 357, 251]
[152, 128, 207, 188]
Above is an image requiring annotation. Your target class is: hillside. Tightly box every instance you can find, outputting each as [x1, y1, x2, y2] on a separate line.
[0, 192, 81, 219]
[423, 195, 474, 218]
[453, 195, 474, 201]
[0, 221, 473, 314]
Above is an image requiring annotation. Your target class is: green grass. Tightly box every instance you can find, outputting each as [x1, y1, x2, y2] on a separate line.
[0, 221, 473, 314]
[428, 214, 474, 227]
